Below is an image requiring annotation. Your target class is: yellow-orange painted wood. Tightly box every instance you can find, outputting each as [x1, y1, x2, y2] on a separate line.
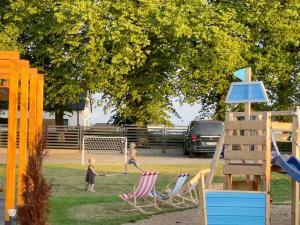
[263, 112, 271, 225]
[0, 67, 11, 75]
[28, 68, 38, 155]
[36, 74, 44, 142]
[0, 51, 20, 60]
[5, 60, 19, 221]
[17, 60, 29, 206]
[291, 107, 300, 225]
[0, 51, 45, 224]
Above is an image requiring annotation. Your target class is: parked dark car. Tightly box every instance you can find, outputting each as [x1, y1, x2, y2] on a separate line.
[184, 120, 223, 157]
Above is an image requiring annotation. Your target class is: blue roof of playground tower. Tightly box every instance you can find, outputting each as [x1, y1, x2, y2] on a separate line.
[225, 81, 269, 103]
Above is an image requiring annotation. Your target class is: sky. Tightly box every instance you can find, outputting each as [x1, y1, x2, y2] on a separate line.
[90, 94, 201, 126]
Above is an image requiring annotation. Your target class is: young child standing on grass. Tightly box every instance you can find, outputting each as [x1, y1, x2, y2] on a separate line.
[126, 142, 145, 173]
[85, 157, 99, 192]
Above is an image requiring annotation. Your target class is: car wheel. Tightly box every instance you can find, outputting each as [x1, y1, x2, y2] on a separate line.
[183, 144, 189, 156]
[189, 149, 195, 158]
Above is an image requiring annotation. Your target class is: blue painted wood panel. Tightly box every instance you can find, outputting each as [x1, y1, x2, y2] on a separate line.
[206, 198, 265, 207]
[205, 191, 266, 225]
[206, 191, 266, 199]
[207, 216, 265, 225]
[207, 207, 265, 216]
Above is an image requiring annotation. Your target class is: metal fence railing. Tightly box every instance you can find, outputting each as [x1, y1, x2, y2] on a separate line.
[0, 124, 187, 152]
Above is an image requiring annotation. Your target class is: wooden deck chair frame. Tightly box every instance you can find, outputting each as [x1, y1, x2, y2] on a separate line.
[120, 172, 160, 214]
[196, 169, 267, 225]
[150, 173, 190, 208]
[180, 169, 210, 204]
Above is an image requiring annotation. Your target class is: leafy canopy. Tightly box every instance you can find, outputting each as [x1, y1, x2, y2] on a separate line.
[6, 0, 300, 124]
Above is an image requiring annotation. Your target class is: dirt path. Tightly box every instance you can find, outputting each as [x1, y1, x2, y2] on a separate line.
[0, 149, 213, 165]
[122, 205, 292, 225]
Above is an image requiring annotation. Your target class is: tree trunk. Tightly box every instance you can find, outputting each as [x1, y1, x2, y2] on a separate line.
[55, 110, 64, 125]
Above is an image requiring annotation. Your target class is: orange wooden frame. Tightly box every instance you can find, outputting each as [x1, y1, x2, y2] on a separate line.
[0, 51, 44, 222]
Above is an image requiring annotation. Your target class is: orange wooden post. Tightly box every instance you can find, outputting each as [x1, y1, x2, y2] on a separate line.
[17, 60, 30, 206]
[28, 68, 38, 155]
[5, 59, 19, 221]
[0, 51, 20, 60]
[291, 106, 300, 225]
[36, 75, 44, 141]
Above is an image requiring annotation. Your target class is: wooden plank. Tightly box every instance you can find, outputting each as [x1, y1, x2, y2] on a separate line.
[291, 107, 300, 225]
[5, 60, 19, 222]
[224, 135, 265, 145]
[225, 120, 266, 130]
[224, 112, 233, 190]
[17, 60, 29, 206]
[270, 111, 295, 116]
[206, 191, 266, 199]
[206, 190, 266, 194]
[28, 69, 38, 155]
[224, 150, 266, 160]
[0, 51, 20, 60]
[206, 130, 224, 188]
[271, 122, 293, 131]
[224, 164, 265, 175]
[198, 174, 207, 225]
[231, 112, 263, 117]
[207, 206, 265, 216]
[206, 215, 265, 225]
[0, 67, 11, 75]
[231, 111, 294, 117]
[36, 74, 44, 142]
[263, 112, 271, 225]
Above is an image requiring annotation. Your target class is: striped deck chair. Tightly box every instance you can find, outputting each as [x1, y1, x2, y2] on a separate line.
[149, 173, 190, 207]
[119, 172, 159, 214]
[180, 169, 210, 204]
[196, 169, 267, 225]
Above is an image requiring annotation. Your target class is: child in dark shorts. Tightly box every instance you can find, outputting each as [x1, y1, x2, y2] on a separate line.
[85, 158, 99, 192]
[126, 142, 145, 173]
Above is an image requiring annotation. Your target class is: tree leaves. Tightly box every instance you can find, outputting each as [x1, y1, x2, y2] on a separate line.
[4, 0, 299, 125]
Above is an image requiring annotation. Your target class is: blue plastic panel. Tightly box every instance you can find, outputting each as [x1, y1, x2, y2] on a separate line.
[273, 155, 300, 183]
[205, 191, 266, 225]
[234, 68, 246, 81]
[225, 81, 269, 103]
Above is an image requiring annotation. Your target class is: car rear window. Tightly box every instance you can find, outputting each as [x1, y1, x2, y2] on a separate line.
[194, 122, 223, 136]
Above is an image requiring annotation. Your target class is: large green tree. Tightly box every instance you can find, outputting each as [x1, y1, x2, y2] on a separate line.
[188, 0, 300, 119]
[98, 0, 248, 124]
[0, 0, 19, 50]
[8, 0, 299, 125]
[11, 1, 105, 124]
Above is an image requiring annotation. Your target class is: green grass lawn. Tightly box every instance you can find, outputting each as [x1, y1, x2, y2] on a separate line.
[0, 163, 294, 225]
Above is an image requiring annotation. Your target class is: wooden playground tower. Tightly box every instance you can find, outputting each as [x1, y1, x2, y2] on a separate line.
[0, 51, 44, 223]
[206, 68, 300, 225]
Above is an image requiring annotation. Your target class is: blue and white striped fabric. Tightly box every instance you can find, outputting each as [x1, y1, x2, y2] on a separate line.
[149, 173, 190, 200]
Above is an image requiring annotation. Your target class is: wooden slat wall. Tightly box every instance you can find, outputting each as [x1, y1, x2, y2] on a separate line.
[205, 191, 266, 225]
[223, 111, 269, 192]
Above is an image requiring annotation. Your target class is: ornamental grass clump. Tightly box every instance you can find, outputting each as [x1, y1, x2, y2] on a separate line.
[17, 141, 51, 225]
